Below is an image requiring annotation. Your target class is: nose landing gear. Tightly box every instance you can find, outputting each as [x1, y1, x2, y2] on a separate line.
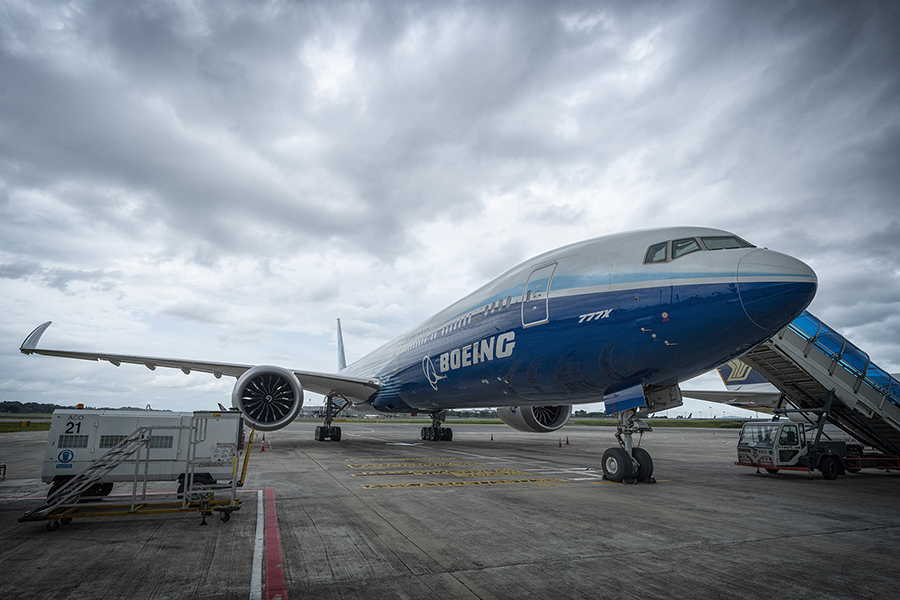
[601, 409, 655, 484]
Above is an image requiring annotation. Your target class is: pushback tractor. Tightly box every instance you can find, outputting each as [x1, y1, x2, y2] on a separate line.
[19, 409, 250, 530]
[735, 395, 900, 479]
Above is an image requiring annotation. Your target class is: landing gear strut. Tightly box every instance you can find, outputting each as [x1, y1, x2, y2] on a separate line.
[601, 409, 655, 484]
[420, 411, 452, 442]
[315, 395, 350, 442]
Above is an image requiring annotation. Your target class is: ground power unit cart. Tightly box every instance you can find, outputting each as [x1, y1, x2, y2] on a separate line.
[20, 409, 249, 530]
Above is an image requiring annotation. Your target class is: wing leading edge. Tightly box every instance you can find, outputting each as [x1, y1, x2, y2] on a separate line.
[20, 322, 380, 404]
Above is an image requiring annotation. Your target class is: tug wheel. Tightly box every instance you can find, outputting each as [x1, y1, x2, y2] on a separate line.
[820, 457, 840, 480]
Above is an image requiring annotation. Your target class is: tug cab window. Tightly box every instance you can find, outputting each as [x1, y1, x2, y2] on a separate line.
[672, 238, 701, 259]
[779, 424, 799, 447]
[644, 242, 668, 264]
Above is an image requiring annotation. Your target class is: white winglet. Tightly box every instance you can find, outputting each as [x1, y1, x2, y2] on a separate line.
[20, 321, 52, 352]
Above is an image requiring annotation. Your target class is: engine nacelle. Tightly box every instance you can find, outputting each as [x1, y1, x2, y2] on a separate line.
[232, 365, 304, 431]
[497, 405, 572, 433]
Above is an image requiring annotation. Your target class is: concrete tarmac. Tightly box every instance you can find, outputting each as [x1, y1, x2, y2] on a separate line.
[2, 421, 899, 599]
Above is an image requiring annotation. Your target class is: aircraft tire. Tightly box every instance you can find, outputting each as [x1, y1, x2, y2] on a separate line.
[601, 448, 632, 483]
[420, 427, 427, 440]
[331, 427, 342, 442]
[820, 457, 840, 480]
[765, 468, 779, 474]
[441, 428, 452, 442]
[315, 426, 324, 441]
[632, 447, 653, 481]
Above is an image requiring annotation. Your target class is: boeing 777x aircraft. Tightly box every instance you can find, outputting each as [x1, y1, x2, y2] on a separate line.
[21, 226, 817, 483]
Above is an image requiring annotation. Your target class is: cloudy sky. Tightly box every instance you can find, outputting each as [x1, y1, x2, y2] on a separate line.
[1, 1, 898, 418]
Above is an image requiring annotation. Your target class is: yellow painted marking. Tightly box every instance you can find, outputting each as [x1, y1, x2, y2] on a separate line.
[345, 457, 457, 462]
[361, 478, 564, 489]
[352, 469, 532, 478]
[347, 462, 485, 468]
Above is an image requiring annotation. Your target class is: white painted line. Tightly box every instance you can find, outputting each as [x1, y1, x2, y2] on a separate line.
[439, 449, 516, 463]
[249, 489, 263, 600]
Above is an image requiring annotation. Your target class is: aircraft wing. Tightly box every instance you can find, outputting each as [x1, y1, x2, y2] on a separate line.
[680, 389, 781, 410]
[20, 322, 380, 403]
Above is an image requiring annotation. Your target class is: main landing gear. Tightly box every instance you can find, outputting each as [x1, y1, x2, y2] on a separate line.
[420, 411, 452, 442]
[315, 395, 351, 442]
[601, 409, 655, 484]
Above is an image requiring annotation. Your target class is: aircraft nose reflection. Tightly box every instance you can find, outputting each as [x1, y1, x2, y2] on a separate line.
[737, 249, 817, 331]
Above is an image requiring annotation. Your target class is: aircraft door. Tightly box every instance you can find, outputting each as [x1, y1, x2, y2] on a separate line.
[522, 263, 557, 327]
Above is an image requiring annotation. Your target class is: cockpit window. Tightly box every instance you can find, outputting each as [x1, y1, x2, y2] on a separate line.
[644, 242, 668, 264]
[700, 236, 754, 250]
[672, 238, 701, 259]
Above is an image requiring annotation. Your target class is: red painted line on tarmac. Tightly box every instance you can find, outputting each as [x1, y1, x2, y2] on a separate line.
[0, 495, 47, 501]
[265, 488, 288, 600]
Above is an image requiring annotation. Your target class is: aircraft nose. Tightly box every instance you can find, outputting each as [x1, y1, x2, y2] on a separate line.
[737, 249, 817, 331]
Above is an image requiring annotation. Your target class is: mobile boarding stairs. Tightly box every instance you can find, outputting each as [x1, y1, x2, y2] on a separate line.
[740, 311, 900, 462]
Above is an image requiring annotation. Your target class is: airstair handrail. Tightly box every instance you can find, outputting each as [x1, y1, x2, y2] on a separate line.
[787, 311, 899, 408]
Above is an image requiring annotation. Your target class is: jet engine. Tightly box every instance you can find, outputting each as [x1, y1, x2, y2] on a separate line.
[497, 405, 572, 433]
[231, 365, 304, 431]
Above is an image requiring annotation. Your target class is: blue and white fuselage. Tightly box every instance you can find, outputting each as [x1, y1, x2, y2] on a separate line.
[20, 226, 817, 481]
[20, 226, 816, 441]
[341, 226, 817, 415]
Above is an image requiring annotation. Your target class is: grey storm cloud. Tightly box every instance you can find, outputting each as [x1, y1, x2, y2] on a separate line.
[3, 1, 897, 260]
[1, 0, 899, 410]
[0, 260, 117, 292]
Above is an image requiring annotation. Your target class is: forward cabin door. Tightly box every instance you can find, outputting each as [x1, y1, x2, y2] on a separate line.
[522, 263, 557, 327]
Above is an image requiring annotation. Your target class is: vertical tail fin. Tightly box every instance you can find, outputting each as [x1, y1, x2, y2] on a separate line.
[336, 318, 347, 371]
[717, 359, 770, 390]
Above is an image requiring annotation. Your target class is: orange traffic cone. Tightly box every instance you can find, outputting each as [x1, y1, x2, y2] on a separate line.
[491, 433, 494, 441]
[260, 434, 266, 452]
[558, 438, 562, 448]
[566, 436, 570, 445]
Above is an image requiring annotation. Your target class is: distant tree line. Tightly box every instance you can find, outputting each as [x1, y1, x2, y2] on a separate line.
[0, 401, 150, 414]
[0, 401, 73, 414]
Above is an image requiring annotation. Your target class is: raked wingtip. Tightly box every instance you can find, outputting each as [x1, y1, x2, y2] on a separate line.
[21, 321, 52, 353]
